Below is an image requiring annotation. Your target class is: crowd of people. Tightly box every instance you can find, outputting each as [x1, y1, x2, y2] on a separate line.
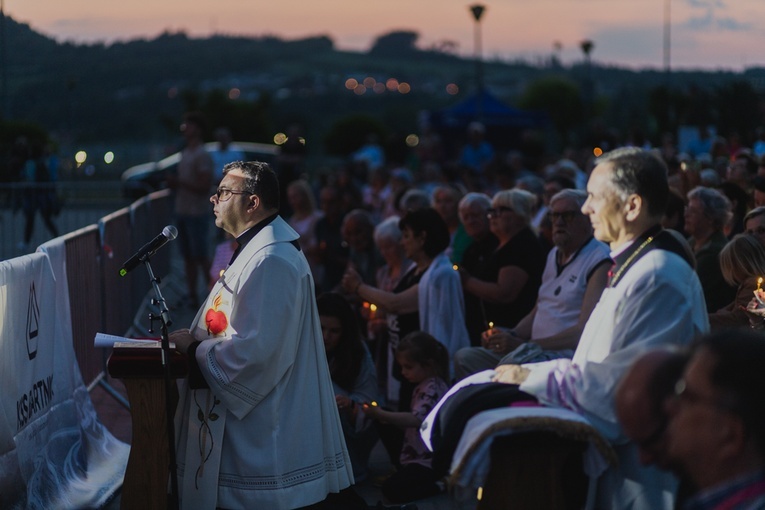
[167, 114, 765, 509]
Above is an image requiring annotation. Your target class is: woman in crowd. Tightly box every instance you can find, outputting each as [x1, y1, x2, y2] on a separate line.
[367, 216, 412, 395]
[342, 208, 468, 409]
[316, 292, 381, 482]
[459, 189, 545, 331]
[710, 233, 765, 330]
[286, 179, 323, 277]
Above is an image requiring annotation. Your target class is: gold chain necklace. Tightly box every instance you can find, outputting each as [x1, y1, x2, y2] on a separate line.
[610, 236, 654, 287]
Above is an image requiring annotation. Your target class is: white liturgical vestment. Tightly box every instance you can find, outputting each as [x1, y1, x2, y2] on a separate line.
[174, 216, 353, 509]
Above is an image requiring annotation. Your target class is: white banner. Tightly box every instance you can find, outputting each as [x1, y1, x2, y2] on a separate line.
[0, 244, 129, 509]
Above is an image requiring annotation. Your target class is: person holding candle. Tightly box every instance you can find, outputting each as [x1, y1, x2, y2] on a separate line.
[487, 148, 709, 509]
[362, 332, 450, 504]
[369, 216, 411, 400]
[709, 234, 765, 331]
[453, 189, 611, 379]
[459, 189, 545, 333]
[456, 192, 499, 345]
[427, 148, 708, 510]
[341, 208, 468, 410]
[317, 292, 381, 483]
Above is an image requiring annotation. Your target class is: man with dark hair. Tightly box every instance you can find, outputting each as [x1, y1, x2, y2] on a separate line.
[727, 150, 759, 196]
[492, 147, 709, 508]
[665, 329, 765, 509]
[170, 161, 353, 509]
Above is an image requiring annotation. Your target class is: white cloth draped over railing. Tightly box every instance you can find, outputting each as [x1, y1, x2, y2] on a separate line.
[0, 238, 128, 509]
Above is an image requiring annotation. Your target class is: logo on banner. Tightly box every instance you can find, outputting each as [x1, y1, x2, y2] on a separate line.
[27, 281, 40, 360]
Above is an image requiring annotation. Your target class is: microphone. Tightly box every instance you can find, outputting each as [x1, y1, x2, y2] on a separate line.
[119, 225, 178, 276]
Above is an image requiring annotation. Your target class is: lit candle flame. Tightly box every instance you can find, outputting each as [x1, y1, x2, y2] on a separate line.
[370, 401, 378, 407]
[488, 321, 494, 329]
[370, 304, 377, 312]
[453, 264, 459, 271]
[758, 277, 763, 292]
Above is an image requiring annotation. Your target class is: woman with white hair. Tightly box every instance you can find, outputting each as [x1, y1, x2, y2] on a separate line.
[367, 216, 412, 385]
[459, 189, 545, 331]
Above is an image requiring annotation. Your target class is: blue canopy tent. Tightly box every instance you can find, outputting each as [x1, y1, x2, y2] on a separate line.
[427, 88, 548, 152]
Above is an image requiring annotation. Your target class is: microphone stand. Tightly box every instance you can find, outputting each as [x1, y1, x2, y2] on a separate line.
[143, 257, 180, 510]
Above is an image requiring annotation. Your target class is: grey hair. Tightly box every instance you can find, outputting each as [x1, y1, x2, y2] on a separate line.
[687, 186, 732, 231]
[399, 188, 431, 212]
[596, 147, 669, 218]
[431, 184, 464, 205]
[515, 175, 545, 197]
[492, 189, 537, 225]
[550, 189, 588, 209]
[374, 216, 402, 245]
[458, 192, 492, 212]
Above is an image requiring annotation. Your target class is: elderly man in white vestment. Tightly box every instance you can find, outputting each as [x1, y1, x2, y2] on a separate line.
[170, 161, 353, 509]
[493, 147, 709, 509]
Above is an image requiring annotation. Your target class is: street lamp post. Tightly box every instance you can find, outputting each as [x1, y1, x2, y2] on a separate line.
[664, 0, 671, 79]
[580, 39, 595, 122]
[469, 4, 485, 93]
[469, 4, 486, 122]
[0, 0, 6, 120]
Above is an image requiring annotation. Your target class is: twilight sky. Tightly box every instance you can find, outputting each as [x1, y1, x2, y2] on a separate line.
[8, 0, 765, 70]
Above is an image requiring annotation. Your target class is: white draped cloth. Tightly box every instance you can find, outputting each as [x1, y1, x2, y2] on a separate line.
[418, 252, 470, 358]
[174, 217, 353, 509]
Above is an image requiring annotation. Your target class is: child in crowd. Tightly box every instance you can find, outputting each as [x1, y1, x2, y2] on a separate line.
[317, 293, 381, 482]
[362, 331, 450, 504]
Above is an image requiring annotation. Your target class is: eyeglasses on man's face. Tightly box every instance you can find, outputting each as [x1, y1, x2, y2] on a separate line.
[672, 378, 733, 413]
[548, 210, 580, 223]
[487, 206, 513, 218]
[213, 187, 249, 202]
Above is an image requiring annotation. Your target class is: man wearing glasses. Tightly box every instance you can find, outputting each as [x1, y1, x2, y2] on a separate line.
[169, 161, 353, 509]
[665, 330, 765, 510]
[453, 189, 610, 379]
[492, 148, 709, 509]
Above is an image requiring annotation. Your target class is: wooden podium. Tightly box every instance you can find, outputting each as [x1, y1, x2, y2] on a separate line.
[108, 346, 187, 510]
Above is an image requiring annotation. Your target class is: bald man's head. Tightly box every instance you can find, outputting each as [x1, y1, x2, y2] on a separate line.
[616, 350, 688, 468]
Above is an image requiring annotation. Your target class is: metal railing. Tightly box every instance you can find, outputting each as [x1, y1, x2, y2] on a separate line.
[4, 185, 176, 407]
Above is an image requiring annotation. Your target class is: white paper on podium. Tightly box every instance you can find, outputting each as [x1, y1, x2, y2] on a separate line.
[94, 333, 171, 348]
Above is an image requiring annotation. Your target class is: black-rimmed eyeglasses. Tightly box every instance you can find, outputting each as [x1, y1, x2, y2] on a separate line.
[213, 188, 249, 202]
[548, 210, 580, 223]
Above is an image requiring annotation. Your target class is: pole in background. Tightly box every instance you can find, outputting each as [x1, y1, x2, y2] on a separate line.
[469, 4, 486, 120]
